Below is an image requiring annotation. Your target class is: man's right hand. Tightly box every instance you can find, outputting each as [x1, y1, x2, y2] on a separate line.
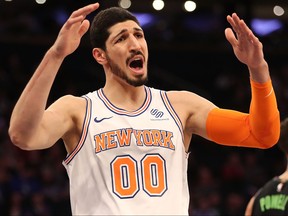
[50, 3, 100, 59]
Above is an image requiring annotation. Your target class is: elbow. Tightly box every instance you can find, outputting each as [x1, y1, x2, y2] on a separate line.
[8, 126, 19, 146]
[239, 128, 279, 149]
[259, 141, 278, 149]
[255, 126, 280, 149]
[8, 127, 33, 150]
[263, 119, 281, 149]
[259, 132, 280, 149]
[253, 114, 280, 149]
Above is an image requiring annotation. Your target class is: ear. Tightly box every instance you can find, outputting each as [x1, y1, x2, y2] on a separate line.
[92, 48, 107, 65]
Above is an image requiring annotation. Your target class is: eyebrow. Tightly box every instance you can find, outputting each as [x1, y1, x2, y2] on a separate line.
[112, 27, 143, 41]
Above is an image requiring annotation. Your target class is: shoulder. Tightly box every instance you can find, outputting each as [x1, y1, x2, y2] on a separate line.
[53, 94, 86, 109]
[165, 90, 216, 136]
[48, 95, 88, 152]
[166, 90, 198, 101]
[253, 176, 281, 197]
[165, 90, 215, 109]
[47, 94, 87, 121]
[57, 94, 87, 103]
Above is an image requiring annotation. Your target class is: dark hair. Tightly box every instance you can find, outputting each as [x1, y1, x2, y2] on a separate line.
[278, 118, 288, 154]
[90, 7, 140, 50]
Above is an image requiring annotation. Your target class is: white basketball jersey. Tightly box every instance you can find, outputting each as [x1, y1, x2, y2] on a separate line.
[63, 86, 190, 215]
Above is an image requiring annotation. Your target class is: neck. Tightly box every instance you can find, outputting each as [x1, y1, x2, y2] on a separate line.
[102, 83, 146, 111]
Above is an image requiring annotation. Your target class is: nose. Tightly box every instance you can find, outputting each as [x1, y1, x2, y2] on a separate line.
[128, 35, 141, 51]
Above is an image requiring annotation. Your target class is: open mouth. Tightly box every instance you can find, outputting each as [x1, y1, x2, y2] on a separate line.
[129, 58, 143, 69]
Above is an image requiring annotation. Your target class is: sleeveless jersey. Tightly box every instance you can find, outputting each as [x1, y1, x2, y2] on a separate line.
[252, 176, 288, 215]
[62, 86, 189, 215]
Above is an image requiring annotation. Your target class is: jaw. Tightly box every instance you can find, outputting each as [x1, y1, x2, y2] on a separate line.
[104, 53, 148, 87]
[126, 68, 148, 87]
[106, 66, 148, 88]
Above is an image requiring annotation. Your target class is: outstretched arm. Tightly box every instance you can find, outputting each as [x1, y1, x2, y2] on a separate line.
[9, 3, 99, 150]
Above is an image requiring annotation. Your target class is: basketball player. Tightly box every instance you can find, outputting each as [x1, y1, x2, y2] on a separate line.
[9, 2, 280, 215]
[245, 118, 288, 216]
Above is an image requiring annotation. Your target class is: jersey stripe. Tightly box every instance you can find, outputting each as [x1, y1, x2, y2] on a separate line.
[160, 91, 184, 142]
[97, 86, 151, 116]
[64, 96, 92, 165]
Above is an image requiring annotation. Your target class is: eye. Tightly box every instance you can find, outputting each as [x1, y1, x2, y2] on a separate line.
[115, 37, 125, 44]
[135, 33, 144, 38]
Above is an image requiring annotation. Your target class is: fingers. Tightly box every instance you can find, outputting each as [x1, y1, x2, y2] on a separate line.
[70, 3, 100, 19]
[226, 13, 240, 36]
[224, 28, 237, 47]
[66, 3, 99, 28]
[226, 13, 260, 46]
[78, 20, 90, 37]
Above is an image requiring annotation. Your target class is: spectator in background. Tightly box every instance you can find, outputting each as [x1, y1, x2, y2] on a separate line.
[245, 118, 288, 216]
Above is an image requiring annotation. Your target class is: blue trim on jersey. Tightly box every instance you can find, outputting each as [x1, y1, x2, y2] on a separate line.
[160, 91, 184, 143]
[96, 86, 152, 117]
[64, 96, 92, 165]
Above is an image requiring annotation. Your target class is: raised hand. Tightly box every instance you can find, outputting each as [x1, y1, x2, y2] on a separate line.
[51, 3, 99, 59]
[225, 13, 265, 71]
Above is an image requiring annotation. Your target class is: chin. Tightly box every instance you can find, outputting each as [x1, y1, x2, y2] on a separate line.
[127, 77, 148, 87]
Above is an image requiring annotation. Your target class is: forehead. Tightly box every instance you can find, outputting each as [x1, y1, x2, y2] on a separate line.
[108, 20, 142, 38]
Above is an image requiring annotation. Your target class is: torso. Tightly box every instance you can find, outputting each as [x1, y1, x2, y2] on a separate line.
[62, 86, 190, 215]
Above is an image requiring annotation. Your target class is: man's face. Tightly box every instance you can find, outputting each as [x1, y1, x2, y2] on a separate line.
[105, 20, 148, 87]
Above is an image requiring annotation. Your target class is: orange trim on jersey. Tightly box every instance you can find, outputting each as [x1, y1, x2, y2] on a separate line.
[206, 79, 280, 148]
[64, 96, 92, 164]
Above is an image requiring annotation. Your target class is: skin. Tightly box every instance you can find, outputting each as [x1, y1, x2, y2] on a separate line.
[8, 2, 271, 154]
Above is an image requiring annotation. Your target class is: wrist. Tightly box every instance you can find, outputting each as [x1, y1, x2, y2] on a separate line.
[47, 46, 66, 62]
[249, 61, 270, 83]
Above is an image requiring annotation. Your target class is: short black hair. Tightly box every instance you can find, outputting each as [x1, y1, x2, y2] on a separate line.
[90, 7, 140, 50]
[278, 118, 288, 155]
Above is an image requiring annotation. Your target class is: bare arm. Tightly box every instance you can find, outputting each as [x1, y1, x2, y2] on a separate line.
[244, 196, 255, 216]
[167, 91, 217, 151]
[8, 3, 99, 150]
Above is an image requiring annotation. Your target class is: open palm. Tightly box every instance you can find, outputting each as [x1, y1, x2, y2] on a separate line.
[225, 13, 264, 70]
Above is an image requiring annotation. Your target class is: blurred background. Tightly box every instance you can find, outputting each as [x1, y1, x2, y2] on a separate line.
[1, 0, 288, 215]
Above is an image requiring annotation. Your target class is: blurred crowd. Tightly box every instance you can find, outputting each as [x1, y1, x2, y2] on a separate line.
[1, 2, 288, 216]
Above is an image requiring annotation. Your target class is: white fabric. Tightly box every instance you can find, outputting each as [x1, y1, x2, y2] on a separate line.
[63, 86, 189, 215]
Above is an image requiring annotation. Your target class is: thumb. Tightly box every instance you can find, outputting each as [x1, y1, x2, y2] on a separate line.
[225, 28, 237, 47]
[78, 19, 90, 37]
